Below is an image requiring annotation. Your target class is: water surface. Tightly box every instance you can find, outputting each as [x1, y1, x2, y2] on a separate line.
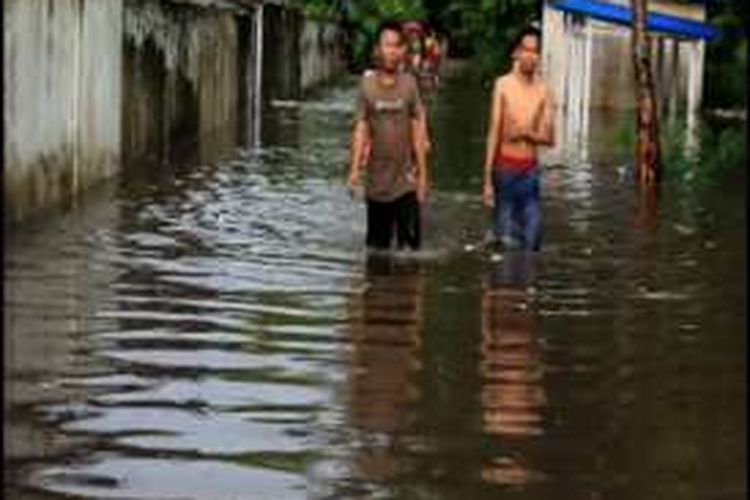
[4, 70, 745, 500]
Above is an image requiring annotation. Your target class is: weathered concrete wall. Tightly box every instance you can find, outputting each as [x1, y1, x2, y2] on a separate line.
[123, 2, 345, 163]
[300, 18, 345, 92]
[262, 7, 345, 101]
[263, 4, 303, 102]
[122, 0, 245, 165]
[4, 0, 346, 225]
[4, 0, 122, 224]
[586, 21, 697, 113]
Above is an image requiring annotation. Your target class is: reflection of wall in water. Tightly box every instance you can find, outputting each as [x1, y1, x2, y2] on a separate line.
[4, 187, 119, 465]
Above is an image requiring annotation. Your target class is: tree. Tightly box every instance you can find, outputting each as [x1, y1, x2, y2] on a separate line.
[321, 0, 538, 73]
[422, 0, 538, 73]
[630, 0, 661, 186]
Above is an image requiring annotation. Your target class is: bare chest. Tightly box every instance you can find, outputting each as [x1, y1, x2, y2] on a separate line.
[501, 83, 546, 124]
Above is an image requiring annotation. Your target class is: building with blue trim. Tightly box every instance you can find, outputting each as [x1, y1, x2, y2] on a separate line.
[540, 0, 719, 161]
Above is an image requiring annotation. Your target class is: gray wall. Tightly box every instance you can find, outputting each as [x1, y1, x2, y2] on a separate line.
[4, 0, 345, 226]
[122, 0, 245, 165]
[263, 4, 303, 102]
[262, 6, 345, 103]
[4, 0, 122, 224]
[300, 18, 345, 92]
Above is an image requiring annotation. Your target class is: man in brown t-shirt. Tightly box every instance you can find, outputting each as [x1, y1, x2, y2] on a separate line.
[348, 20, 429, 251]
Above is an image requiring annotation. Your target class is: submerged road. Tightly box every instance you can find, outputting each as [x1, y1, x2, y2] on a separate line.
[4, 69, 745, 499]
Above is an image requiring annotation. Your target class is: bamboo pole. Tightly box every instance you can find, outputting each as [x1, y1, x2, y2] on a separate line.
[629, 0, 661, 186]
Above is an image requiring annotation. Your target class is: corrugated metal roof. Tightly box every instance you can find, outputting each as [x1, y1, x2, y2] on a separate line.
[550, 0, 720, 39]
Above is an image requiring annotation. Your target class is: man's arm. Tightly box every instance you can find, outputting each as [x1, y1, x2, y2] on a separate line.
[406, 75, 429, 203]
[348, 119, 369, 191]
[525, 86, 556, 146]
[538, 86, 556, 146]
[349, 80, 370, 192]
[418, 106, 432, 155]
[412, 108, 429, 203]
[483, 78, 503, 207]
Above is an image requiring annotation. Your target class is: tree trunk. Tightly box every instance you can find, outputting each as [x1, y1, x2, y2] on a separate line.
[630, 0, 661, 186]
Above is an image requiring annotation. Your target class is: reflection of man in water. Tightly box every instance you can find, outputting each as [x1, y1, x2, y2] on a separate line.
[345, 255, 425, 483]
[348, 21, 429, 251]
[482, 26, 555, 251]
[479, 252, 546, 486]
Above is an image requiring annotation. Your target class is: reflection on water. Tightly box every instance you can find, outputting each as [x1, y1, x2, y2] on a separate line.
[4, 70, 745, 500]
[480, 253, 545, 487]
[345, 255, 425, 488]
[348, 256, 425, 437]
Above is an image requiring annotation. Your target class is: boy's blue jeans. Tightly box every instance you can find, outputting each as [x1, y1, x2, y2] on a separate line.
[492, 167, 542, 251]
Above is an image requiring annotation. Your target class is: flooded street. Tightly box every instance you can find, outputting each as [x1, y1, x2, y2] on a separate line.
[4, 69, 745, 499]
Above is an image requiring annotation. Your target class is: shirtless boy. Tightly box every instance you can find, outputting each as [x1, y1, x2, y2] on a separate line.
[482, 26, 555, 251]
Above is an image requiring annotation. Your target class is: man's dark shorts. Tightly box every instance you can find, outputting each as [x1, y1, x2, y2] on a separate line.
[366, 191, 421, 251]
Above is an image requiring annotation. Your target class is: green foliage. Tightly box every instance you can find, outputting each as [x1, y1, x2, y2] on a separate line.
[305, 0, 744, 105]
[661, 121, 747, 185]
[372, 0, 426, 19]
[703, 0, 747, 109]
[302, 0, 336, 19]
[354, 0, 425, 63]
[302, 0, 539, 73]
[308, 0, 426, 69]
[422, 0, 539, 78]
[614, 112, 747, 187]
[704, 29, 747, 109]
[613, 111, 636, 159]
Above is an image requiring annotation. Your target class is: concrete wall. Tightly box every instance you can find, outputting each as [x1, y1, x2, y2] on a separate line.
[262, 7, 345, 102]
[4, 0, 122, 224]
[262, 4, 303, 102]
[4, 0, 345, 225]
[543, 4, 703, 112]
[122, 0, 248, 165]
[300, 18, 345, 91]
[585, 21, 699, 113]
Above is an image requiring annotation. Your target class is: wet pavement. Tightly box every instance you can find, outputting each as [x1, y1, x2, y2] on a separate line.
[4, 69, 746, 499]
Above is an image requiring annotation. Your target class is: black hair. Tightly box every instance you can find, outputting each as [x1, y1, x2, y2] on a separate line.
[508, 25, 542, 58]
[375, 19, 404, 44]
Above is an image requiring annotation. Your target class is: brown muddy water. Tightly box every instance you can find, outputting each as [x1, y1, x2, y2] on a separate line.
[4, 70, 746, 499]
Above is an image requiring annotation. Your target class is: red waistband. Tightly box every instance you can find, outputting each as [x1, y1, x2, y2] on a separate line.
[493, 153, 537, 171]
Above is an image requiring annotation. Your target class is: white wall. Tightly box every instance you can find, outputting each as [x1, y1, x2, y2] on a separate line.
[4, 0, 122, 223]
[541, 2, 707, 164]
